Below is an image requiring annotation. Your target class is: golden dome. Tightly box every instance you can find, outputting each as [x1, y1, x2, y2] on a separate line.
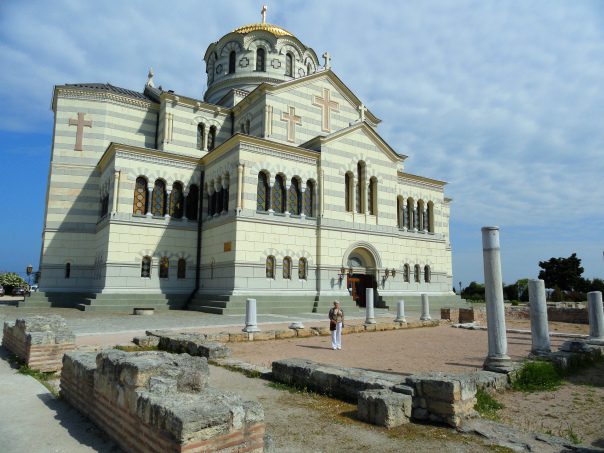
[233, 23, 293, 37]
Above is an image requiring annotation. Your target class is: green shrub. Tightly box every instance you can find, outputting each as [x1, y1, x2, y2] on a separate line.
[512, 361, 562, 392]
[474, 388, 504, 420]
[511, 300, 520, 306]
[0, 272, 28, 293]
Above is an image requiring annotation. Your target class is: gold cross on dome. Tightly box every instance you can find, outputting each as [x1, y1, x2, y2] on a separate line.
[261, 5, 267, 24]
[68, 112, 92, 151]
[312, 87, 339, 132]
[280, 106, 302, 142]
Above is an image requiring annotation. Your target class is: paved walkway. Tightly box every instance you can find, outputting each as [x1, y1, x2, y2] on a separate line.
[0, 349, 119, 453]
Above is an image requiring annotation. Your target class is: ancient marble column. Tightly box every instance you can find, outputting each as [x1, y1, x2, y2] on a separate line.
[394, 299, 406, 323]
[243, 298, 261, 333]
[481, 226, 512, 373]
[364, 288, 376, 325]
[528, 279, 551, 355]
[420, 294, 431, 320]
[587, 291, 604, 345]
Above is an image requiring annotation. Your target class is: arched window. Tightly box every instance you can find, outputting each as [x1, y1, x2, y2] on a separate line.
[272, 174, 286, 213]
[418, 200, 425, 231]
[285, 52, 293, 77]
[159, 257, 169, 279]
[368, 177, 377, 216]
[345, 172, 353, 212]
[222, 185, 229, 212]
[228, 50, 236, 74]
[283, 256, 292, 279]
[307, 63, 312, 75]
[303, 180, 314, 217]
[397, 196, 403, 228]
[357, 161, 365, 213]
[424, 265, 431, 283]
[170, 182, 184, 219]
[256, 48, 265, 72]
[266, 255, 275, 279]
[64, 262, 71, 279]
[298, 258, 307, 280]
[152, 180, 166, 216]
[427, 201, 434, 233]
[414, 264, 421, 283]
[177, 258, 186, 279]
[141, 256, 151, 278]
[288, 178, 301, 215]
[133, 177, 148, 215]
[256, 172, 270, 211]
[403, 264, 410, 282]
[208, 126, 217, 151]
[197, 124, 205, 150]
[407, 198, 414, 230]
[187, 184, 199, 221]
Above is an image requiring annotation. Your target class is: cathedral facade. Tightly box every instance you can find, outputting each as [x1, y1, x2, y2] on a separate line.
[33, 15, 458, 313]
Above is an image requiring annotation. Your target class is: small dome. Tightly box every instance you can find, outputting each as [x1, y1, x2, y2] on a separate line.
[233, 23, 293, 37]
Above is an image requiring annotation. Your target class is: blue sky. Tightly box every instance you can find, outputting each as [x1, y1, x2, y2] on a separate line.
[0, 0, 603, 286]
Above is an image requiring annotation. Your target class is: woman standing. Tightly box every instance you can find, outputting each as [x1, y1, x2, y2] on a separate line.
[329, 300, 344, 350]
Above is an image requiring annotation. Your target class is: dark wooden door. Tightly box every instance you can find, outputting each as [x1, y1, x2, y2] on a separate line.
[348, 277, 361, 305]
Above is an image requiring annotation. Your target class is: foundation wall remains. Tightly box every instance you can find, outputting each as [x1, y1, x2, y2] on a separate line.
[61, 350, 264, 453]
[2, 315, 75, 372]
[442, 305, 592, 325]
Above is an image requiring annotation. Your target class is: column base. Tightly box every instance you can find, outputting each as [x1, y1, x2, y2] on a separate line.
[529, 348, 552, 358]
[364, 319, 377, 325]
[394, 317, 407, 323]
[483, 355, 513, 373]
[243, 325, 261, 333]
[420, 315, 432, 321]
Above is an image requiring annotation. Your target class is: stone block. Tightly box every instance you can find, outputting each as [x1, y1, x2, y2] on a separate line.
[229, 332, 250, 342]
[364, 324, 377, 332]
[133, 335, 160, 348]
[310, 326, 330, 336]
[295, 328, 314, 338]
[375, 323, 396, 331]
[275, 329, 296, 339]
[157, 333, 231, 359]
[250, 330, 276, 341]
[357, 389, 412, 428]
[205, 332, 230, 342]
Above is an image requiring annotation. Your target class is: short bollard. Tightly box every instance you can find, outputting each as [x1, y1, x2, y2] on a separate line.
[365, 288, 376, 325]
[242, 298, 261, 333]
[587, 291, 604, 345]
[394, 299, 407, 323]
[420, 294, 431, 321]
[528, 279, 551, 355]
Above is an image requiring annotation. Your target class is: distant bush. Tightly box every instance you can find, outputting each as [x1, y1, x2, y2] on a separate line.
[0, 272, 28, 293]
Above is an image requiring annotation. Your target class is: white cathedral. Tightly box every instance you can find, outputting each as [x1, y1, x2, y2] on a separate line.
[32, 10, 459, 314]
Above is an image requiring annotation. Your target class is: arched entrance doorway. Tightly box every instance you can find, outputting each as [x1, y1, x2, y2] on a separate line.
[344, 246, 378, 307]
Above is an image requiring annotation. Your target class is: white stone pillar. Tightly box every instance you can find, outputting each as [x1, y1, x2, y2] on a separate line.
[243, 298, 261, 332]
[587, 291, 604, 345]
[420, 294, 431, 320]
[364, 288, 376, 325]
[394, 299, 406, 323]
[528, 279, 551, 355]
[236, 163, 244, 213]
[146, 184, 153, 217]
[164, 189, 172, 219]
[202, 124, 209, 151]
[111, 170, 120, 215]
[182, 190, 189, 221]
[481, 226, 512, 373]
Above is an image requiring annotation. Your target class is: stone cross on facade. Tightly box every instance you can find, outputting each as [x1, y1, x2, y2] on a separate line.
[312, 87, 339, 132]
[68, 112, 92, 151]
[280, 106, 302, 142]
[358, 103, 367, 123]
[322, 51, 331, 70]
[261, 5, 267, 24]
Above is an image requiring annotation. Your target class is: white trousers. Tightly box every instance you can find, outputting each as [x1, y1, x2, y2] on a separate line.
[331, 322, 342, 349]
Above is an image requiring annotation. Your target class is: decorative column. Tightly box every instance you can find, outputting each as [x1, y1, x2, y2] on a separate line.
[267, 176, 275, 214]
[394, 299, 406, 323]
[284, 180, 291, 216]
[481, 226, 512, 373]
[364, 288, 376, 325]
[164, 189, 172, 219]
[300, 182, 307, 220]
[587, 291, 604, 345]
[111, 170, 120, 215]
[202, 124, 209, 151]
[236, 163, 244, 214]
[420, 294, 431, 320]
[146, 183, 153, 217]
[413, 206, 419, 232]
[182, 190, 189, 221]
[243, 298, 261, 332]
[221, 178, 229, 214]
[528, 279, 551, 355]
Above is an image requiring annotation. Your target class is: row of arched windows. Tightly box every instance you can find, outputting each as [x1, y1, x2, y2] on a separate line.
[402, 264, 432, 283]
[207, 185, 229, 216]
[196, 124, 217, 151]
[397, 197, 435, 233]
[344, 161, 378, 215]
[140, 256, 187, 279]
[265, 256, 308, 280]
[133, 177, 199, 220]
[257, 172, 315, 217]
[228, 49, 298, 77]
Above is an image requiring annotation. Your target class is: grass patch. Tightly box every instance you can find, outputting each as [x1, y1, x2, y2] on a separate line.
[18, 365, 60, 397]
[474, 388, 504, 420]
[114, 344, 158, 352]
[511, 361, 562, 392]
[268, 381, 314, 395]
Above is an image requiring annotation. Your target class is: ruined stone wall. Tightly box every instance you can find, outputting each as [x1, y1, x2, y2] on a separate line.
[2, 316, 75, 372]
[61, 350, 264, 453]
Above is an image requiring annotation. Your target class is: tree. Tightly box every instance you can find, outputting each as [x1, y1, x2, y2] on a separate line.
[461, 281, 485, 301]
[538, 253, 584, 291]
[0, 272, 28, 293]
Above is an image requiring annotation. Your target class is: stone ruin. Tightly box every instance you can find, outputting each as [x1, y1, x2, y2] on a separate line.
[61, 349, 265, 453]
[2, 315, 75, 372]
